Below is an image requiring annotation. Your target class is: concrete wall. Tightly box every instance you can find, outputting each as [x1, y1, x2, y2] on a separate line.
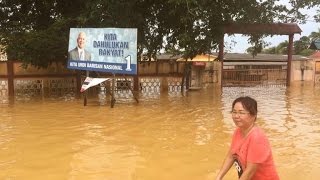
[291, 60, 315, 81]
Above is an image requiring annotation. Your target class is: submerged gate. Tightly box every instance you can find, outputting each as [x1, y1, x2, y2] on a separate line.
[222, 69, 287, 86]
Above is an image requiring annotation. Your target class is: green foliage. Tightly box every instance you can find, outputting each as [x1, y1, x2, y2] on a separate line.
[299, 49, 314, 56]
[294, 36, 310, 54]
[5, 20, 70, 68]
[261, 28, 320, 56]
[288, 0, 320, 22]
[262, 47, 276, 54]
[245, 34, 270, 56]
[276, 41, 289, 54]
[0, 0, 319, 67]
[309, 29, 320, 40]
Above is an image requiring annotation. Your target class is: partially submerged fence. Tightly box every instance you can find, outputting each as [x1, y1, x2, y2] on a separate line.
[0, 60, 298, 102]
[222, 69, 287, 86]
[0, 61, 186, 102]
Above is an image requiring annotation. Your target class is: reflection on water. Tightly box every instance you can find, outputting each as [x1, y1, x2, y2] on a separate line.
[0, 82, 320, 179]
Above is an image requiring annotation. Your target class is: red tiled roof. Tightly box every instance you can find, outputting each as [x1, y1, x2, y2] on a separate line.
[309, 51, 320, 59]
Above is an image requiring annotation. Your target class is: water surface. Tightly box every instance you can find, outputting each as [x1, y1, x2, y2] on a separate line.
[0, 82, 319, 180]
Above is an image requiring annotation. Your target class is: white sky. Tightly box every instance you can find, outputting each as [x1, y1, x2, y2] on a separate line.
[225, 3, 320, 53]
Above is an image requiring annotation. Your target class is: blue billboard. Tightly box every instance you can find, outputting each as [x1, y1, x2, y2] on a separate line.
[67, 28, 137, 75]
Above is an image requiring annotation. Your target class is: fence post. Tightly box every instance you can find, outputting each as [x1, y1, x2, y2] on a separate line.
[287, 34, 294, 86]
[134, 62, 139, 91]
[218, 35, 224, 88]
[161, 77, 168, 92]
[133, 75, 139, 91]
[7, 61, 14, 97]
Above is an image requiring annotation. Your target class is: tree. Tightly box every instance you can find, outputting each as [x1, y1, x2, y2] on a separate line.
[261, 40, 297, 55]
[298, 49, 314, 56]
[288, 0, 320, 23]
[262, 47, 276, 54]
[260, 28, 320, 56]
[294, 36, 311, 54]
[0, 0, 81, 67]
[0, 0, 318, 68]
[274, 41, 288, 54]
[309, 29, 320, 40]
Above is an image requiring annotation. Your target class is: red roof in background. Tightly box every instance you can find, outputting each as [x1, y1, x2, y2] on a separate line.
[309, 51, 320, 59]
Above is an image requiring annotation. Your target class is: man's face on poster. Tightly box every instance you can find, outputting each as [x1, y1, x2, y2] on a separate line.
[77, 32, 86, 49]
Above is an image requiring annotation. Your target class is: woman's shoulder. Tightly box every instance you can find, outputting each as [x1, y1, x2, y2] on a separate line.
[250, 126, 269, 141]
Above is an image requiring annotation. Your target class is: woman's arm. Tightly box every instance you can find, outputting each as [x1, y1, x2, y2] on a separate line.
[239, 162, 258, 180]
[215, 150, 234, 180]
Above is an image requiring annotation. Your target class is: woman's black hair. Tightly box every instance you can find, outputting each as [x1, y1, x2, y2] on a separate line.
[232, 96, 258, 116]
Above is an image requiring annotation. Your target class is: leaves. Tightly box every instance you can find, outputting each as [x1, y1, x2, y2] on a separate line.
[261, 29, 320, 56]
[0, 0, 319, 67]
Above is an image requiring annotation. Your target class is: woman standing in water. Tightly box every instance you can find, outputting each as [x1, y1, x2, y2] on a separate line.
[216, 96, 279, 180]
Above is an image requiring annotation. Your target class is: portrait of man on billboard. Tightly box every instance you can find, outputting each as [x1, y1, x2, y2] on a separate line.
[68, 32, 91, 61]
[67, 28, 137, 75]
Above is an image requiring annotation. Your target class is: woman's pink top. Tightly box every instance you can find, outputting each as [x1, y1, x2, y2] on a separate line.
[230, 126, 280, 180]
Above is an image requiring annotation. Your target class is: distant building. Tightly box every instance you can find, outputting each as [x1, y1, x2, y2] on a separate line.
[309, 51, 320, 85]
[222, 53, 313, 83]
[156, 52, 314, 87]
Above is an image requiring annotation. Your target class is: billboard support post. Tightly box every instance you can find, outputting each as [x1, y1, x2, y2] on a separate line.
[123, 75, 139, 103]
[83, 71, 89, 106]
[111, 73, 116, 108]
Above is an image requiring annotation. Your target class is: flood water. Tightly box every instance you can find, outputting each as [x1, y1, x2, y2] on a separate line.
[0, 82, 320, 180]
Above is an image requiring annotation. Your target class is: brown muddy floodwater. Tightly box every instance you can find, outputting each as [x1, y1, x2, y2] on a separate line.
[0, 82, 320, 180]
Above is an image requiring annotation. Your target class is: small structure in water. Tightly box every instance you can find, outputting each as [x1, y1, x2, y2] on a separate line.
[177, 54, 219, 90]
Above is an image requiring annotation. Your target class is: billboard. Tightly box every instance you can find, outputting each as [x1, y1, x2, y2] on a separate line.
[67, 28, 137, 75]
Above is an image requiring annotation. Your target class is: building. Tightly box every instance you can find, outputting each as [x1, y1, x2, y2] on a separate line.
[157, 53, 313, 88]
[176, 54, 220, 89]
[223, 53, 313, 86]
[309, 51, 320, 85]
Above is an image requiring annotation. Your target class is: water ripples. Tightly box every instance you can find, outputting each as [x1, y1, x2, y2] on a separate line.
[0, 82, 319, 179]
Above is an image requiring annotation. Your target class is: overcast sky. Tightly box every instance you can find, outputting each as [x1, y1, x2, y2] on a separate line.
[225, 3, 320, 53]
[225, 21, 320, 53]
